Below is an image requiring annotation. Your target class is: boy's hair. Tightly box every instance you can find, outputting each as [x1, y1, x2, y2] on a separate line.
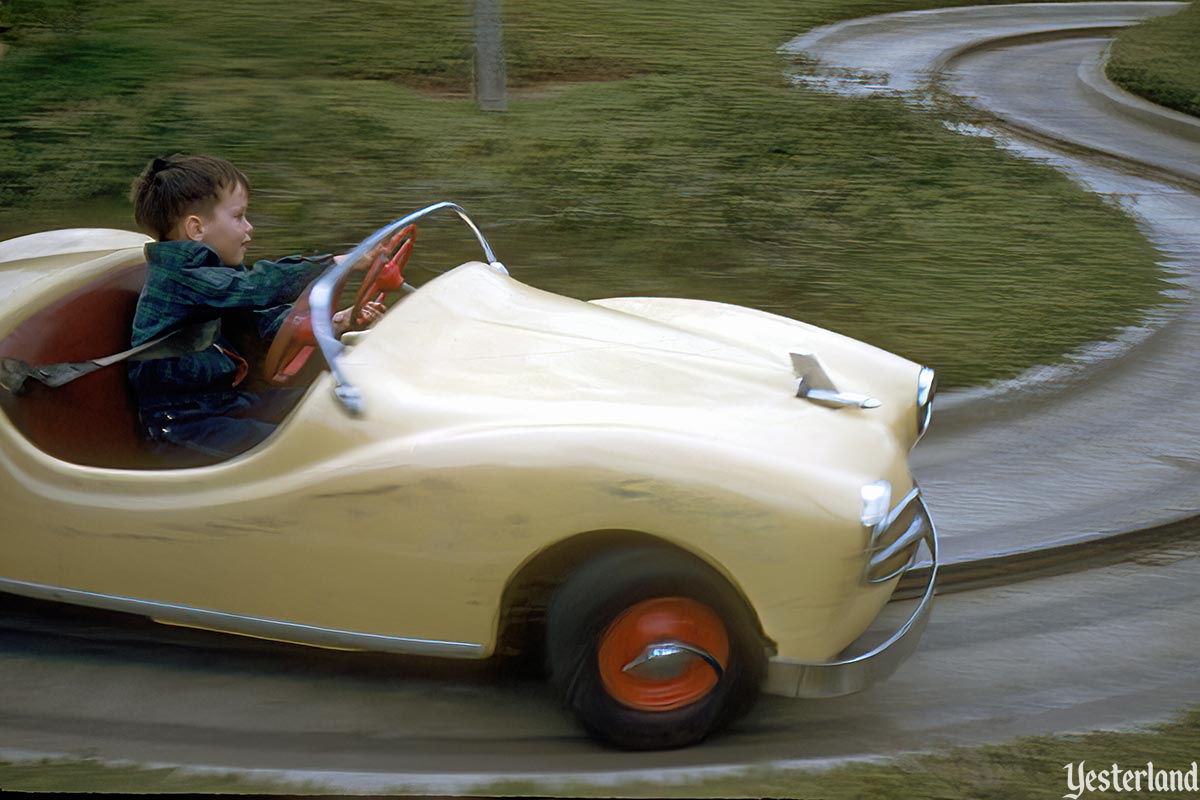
[129, 154, 250, 240]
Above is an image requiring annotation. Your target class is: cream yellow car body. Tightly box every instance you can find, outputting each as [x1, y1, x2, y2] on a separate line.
[0, 220, 933, 700]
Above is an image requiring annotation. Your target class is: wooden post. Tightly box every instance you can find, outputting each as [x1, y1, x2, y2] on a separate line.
[474, 0, 508, 112]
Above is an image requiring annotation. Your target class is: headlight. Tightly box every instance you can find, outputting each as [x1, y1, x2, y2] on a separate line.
[916, 366, 936, 441]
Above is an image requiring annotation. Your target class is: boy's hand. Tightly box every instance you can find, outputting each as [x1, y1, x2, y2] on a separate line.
[332, 293, 387, 338]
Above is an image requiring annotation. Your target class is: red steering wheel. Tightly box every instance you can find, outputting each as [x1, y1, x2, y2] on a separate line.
[352, 225, 416, 323]
[262, 225, 417, 385]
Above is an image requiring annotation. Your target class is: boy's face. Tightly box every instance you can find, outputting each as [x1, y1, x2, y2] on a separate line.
[195, 182, 253, 266]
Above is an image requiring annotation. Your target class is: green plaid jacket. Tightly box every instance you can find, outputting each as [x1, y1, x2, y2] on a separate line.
[128, 239, 332, 414]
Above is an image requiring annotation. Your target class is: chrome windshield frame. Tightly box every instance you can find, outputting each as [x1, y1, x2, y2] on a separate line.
[310, 202, 506, 415]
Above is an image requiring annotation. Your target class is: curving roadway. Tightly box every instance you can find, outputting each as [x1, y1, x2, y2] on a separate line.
[4, 531, 1199, 793]
[787, 1, 1200, 571]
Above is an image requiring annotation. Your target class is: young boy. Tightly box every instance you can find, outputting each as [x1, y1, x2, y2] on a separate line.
[127, 154, 383, 464]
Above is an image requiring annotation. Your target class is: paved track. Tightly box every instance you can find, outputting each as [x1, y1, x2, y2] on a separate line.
[3, 531, 1200, 792]
[5, 3, 1200, 791]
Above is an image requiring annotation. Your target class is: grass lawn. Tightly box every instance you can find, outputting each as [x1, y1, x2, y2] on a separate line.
[4, 705, 1199, 795]
[0, 0, 1171, 389]
[1108, 2, 1200, 118]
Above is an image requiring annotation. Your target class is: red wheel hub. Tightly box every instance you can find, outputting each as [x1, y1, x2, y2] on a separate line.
[597, 596, 729, 712]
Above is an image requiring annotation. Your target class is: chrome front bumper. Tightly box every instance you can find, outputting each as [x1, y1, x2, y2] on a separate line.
[762, 495, 938, 698]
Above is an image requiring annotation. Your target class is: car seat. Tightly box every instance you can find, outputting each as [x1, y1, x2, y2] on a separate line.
[0, 263, 154, 469]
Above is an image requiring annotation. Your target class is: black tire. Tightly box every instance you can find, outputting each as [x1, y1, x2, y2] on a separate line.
[546, 546, 764, 750]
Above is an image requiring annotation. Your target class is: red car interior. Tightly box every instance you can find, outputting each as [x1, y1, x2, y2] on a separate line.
[0, 264, 151, 469]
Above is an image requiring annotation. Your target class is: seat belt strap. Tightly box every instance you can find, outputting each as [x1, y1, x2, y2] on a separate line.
[0, 319, 221, 395]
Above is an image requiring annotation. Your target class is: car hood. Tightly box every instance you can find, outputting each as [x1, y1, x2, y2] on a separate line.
[341, 263, 924, 458]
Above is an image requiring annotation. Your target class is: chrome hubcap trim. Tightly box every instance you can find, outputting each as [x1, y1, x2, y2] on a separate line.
[621, 640, 724, 681]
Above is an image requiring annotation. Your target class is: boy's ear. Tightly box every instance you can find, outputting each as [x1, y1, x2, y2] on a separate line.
[182, 214, 206, 241]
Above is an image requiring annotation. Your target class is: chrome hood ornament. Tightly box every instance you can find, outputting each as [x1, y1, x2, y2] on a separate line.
[791, 351, 881, 410]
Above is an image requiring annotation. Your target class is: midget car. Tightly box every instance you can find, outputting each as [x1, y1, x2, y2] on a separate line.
[0, 202, 937, 750]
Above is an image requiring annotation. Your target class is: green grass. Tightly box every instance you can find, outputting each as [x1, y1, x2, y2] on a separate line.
[0, 755, 320, 793]
[0, 0, 1172, 388]
[5, 706, 1200, 795]
[1108, 2, 1200, 118]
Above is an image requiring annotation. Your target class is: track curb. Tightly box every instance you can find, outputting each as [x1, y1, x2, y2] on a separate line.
[932, 24, 1200, 193]
[900, 512, 1200, 598]
[1080, 46, 1200, 146]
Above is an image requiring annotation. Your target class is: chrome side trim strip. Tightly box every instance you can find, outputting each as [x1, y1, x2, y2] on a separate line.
[0, 577, 486, 659]
[763, 496, 938, 699]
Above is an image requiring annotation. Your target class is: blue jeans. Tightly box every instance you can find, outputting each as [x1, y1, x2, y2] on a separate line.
[142, 387, 306, 465]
